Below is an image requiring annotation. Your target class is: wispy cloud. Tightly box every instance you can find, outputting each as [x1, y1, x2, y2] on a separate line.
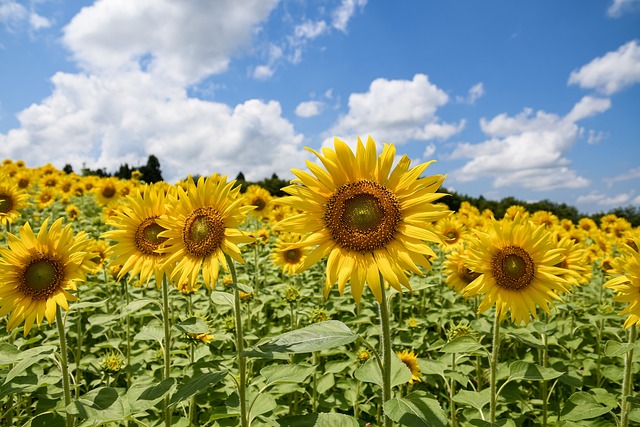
[607, 0, 640, 17]
[568, 40, 640, 95]
[604, 167, 640, 187]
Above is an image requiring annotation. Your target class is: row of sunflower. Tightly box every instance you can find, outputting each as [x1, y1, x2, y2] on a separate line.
[0, 137, 638, 427]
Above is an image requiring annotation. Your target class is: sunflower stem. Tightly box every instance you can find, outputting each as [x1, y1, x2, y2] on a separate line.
[56, 306, 73, 427]
[378, 275, 393, 427]
[161, 275, 172, 427]
[75, 288, 83, 399]
[620, 325, 637, 427]
[490, 312, 501, 423]
[450, 352, 457, 427]
[226, 253, 248, 427]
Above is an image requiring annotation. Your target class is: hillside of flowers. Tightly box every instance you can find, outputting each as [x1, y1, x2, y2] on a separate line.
[0, 137, 638, 427]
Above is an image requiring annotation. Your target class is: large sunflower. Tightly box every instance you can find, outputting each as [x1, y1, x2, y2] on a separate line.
[157, 175, 254, 289]
[0, 218, 93, 335]
[101, 183, 171, 286]
[276, 136, 450, 303]
[461, 215, 572, 325]
[604, 236, 640, 328]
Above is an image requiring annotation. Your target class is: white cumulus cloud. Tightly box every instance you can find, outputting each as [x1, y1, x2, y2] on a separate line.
[0, 71, 307, 183]
[325, 73, 464, 146]
[450, 96, 611, 191]
[568, 40, 640, 95]
[332, 0, 367, 32]
[62, 0, 279, 85]
[295, 100, 324, 118]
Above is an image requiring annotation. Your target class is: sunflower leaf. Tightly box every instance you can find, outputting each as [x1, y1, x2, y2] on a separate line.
[453, 389, 492, 414]
[277, 413, 359, 426]
[260, 363, 315, 386]
[507, 361, 564, 382]
[174, 316, 209, 334]
[127, 378, 176, 412]
[439, 336, 487, 355]
[248, 391, 277, 423]
[120, 299, 160, 317]
[384, 391, 448, 427]
[354, 353, 412, 388]
[169, 370, 227, 406]
[3, 345, 57, 385]
[560, 391, 613, 421]
[67, 386, 131, 422]
[211, 291, 235, 307]
[251, 321, 357, 356]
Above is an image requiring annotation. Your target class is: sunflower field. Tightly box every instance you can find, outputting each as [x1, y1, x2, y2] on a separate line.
[0, 137, 638, 427]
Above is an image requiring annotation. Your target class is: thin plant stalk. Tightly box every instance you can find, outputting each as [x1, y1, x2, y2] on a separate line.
[450, 352, 457, 427]
[378, 274, 393, 427]
[620, 325, 637, 427]
[312, 352, 319, 413]
[541, 330, 549, 427]
[75, 289, 83, 399]
[161, 275, 172, 427]
[489, 312, 501, 423]
[226, 253, 248, 427]
[56, 306, 73, 427]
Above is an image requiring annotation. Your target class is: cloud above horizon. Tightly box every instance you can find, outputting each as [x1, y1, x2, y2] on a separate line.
[449, 95, 611, 191]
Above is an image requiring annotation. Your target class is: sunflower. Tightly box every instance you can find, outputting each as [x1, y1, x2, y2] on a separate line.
[271, 233, 307, 276]
[461, 215, 572, 325]
[36, 187, 57, 210]
[101, 183, 171, 286]
[444, 249, 481, 294]
[94, 177, 121, 207]
[554, 235, 590, 287]
[0, 174, 31, 226]
[604, 236, 640, 328]
[396, 349, 422, 384]
[434, 216, 468, 251]
[244, 184, 272, 219]
[275, 136, 450, 303]
[0, 218, 93, 335]
[157, 175, 254, 289]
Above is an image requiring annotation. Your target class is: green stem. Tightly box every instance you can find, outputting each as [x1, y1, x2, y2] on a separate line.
[75, 289, 83, 399]
[378, 275, 393, 427]
[620, 325, 637, 427]
[56, 306, 73, 427]
[490, 312, 501, 423]
[188, 343, 196, 426]
[312, 352, 319, 413]
[226, 253, 248, 427]
[541, 331, 549, 427]
[450, 352, 457, 427]
[161, 276, 172, 427]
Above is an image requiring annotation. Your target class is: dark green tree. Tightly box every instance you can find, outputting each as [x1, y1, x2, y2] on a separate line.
[139, 155, 163, 183]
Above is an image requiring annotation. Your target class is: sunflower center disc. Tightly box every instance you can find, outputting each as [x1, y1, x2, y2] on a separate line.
[324, 180, 401, 253]
[21, 258, 63, 299]
[285, 248, 301, 262]
[491, 245, 535, 291]
[183, 207, 225, 257]
[135, 217, 167, 255]
[0, 195, 12, 213]
[102, 185, 116, 198]
[445, 229, 459, 244]
[251, 196, 266, 211]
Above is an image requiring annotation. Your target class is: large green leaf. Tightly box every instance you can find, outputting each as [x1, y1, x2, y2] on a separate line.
[169, 370, 227, 406]
[133, 325, 165, 344]
[384, 391, 448, 427]
[561, 391, 613, 421]
[440, 336, 487, 355]
[211, 291, 235, 307]
[354, 353, 412, 388]
[260, 363, 315, 386]
[251, 321, 357, 356]
[0, 343, 21, 365]
[453, 389, 491, 414]
[506, 361, 564, 382]
[248, 392, 277, 424]
[3, 345, 57, 385]
[277, 413, 359, 426]
[174, 316, 210, 334]
[127, 378, 176, 412]
[120, 299, 159, 317]
[67, 387, 131, 423]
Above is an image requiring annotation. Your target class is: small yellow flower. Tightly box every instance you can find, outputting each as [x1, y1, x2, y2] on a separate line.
[396, 349, 421, 384]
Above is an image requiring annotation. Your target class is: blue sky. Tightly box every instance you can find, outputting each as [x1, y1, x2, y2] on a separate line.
[1, 0, 639, 214]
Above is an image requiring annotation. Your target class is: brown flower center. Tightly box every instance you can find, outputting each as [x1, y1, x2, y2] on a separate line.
[102, 184, 117, 198]
[0, 193, 13, 214]
[284, 248, 303, 263]
[19, 257, 64, 300]
[134, 216, 167, 256]
[491, 245, 535, 291]
[324, 180, 400, 253]
[183, 207, 225, 257]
